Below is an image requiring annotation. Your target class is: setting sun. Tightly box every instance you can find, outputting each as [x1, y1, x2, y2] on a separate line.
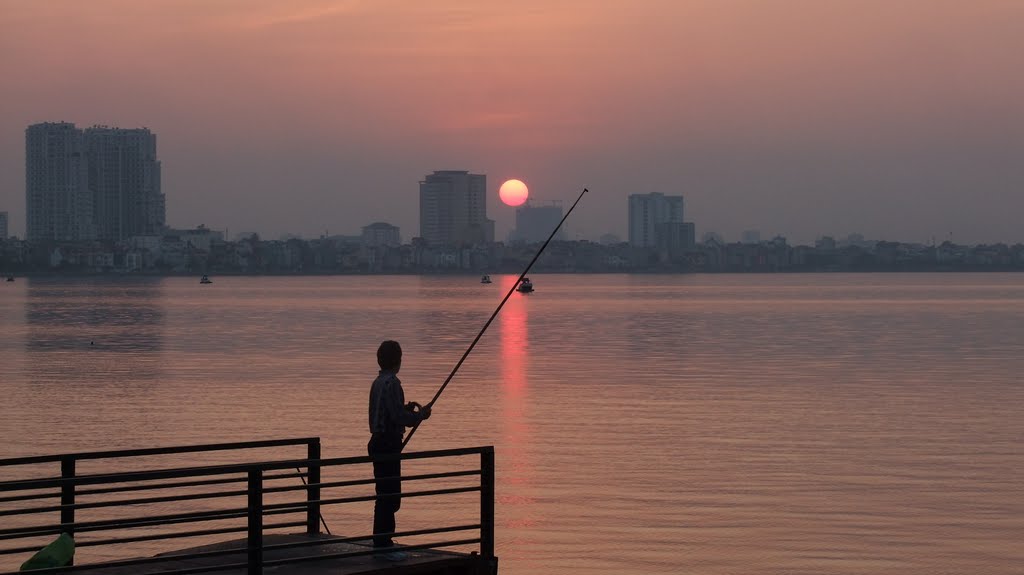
[499, 179, 529, 207]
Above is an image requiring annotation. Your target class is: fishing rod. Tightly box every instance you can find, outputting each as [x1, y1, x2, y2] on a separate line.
[402, 187, 589, 449]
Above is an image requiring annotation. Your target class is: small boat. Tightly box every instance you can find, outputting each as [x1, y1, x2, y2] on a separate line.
[516, 277, 534, 293]
[4, 276, 13, 282]
[480, 274, 492, 284]
[200, 274, 212, 284]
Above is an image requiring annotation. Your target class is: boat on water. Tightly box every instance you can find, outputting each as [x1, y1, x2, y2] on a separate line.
[4, 276, 13, 282]
[480, 274, 492, 284]
[516, 277, 534, 293]
[200, 275, 212, 284]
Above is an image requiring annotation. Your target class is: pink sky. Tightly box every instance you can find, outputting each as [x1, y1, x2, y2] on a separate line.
[2, 1, 1022, 243]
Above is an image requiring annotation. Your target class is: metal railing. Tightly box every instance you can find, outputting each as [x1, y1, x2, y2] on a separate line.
[0, 438, 495, 575]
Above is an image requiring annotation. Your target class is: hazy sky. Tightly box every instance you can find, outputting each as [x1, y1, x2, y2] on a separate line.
[2, 0, 1022, 244]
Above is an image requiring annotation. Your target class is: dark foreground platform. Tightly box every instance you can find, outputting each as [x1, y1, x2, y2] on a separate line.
[1, 439, 497, 575]
[76, 534, 496, 575]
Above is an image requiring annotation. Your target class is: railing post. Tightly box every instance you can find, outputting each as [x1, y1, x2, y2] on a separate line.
[480, 447, 495, 560]
[60, 456, 75, 565]
[247, 469, 263, 575]
[306, 439, 321, 535]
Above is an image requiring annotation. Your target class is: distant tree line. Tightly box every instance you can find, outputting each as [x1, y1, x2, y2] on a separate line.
[2, 236, 1023, 275]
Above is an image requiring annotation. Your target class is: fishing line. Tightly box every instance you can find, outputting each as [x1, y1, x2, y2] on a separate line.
[295, 466, 332, 534]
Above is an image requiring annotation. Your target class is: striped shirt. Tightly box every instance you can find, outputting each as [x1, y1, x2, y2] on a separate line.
[368, 370, 421, 435]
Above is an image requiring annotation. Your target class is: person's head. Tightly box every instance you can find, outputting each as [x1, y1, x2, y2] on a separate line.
[377, 340, 402, 372]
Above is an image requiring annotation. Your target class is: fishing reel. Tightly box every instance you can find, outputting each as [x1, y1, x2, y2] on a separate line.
[405, 401, 431, 420]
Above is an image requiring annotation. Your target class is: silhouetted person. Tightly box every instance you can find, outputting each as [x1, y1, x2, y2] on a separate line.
[368, 340, 430, 560]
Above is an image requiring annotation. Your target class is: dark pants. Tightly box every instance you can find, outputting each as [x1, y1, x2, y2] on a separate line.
[367, 433, 403, 548]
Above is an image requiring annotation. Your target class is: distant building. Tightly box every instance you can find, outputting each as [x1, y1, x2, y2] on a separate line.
[25, 122, 94, 241]
[325, 234, 362, 246]
[0, 211, 7, 239]
[362, 222, 401, 247]
[167, 225, 224, 251]
[815, 236, 837, 251]
[657, 221, 696, 255]
[419, 170, 494, 246]
[842, 233, 875, 250]
[85, 126, 164, 241]
[702, 231, 724, 244]
[741, 230, 761, 244]
[25, 122, 164, 243]
[599, 233, 622, 245]
[511, 201, 564, 243]
[628, 193, 684, 248]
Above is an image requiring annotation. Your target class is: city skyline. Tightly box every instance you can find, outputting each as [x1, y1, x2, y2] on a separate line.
[2, 2, 1024, 245]
[8, 134, 1024, 248]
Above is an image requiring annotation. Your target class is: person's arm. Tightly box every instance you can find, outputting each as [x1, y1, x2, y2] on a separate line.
[383, 379, 423, 428]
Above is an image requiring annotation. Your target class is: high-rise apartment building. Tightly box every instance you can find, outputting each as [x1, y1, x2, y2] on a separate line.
[0, 211, 8, 239]
[85, 126, 164, 241]
[25, 122, 94, 242]
[511, 201, 564, 243]
[419, 170, 494, 246]
[25, 122, 164, 243]
[628, 193, 684, 248]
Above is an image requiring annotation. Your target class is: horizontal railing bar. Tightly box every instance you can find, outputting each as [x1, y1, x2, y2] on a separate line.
[296, 485, 481, 510]
[0, 468, 241, 493]
[0, 544, 58, 557]
[0, 487, 251, 517]
[0, 491, 59, 504]
[74, 470, 304, 497]
[0, 507, 249, 540]
[0, 438, 319, 467]
[84, 509, 251, 532]
[0, 520, 304, 556]
[264, 469, 481, 494]
[75, 519, 306, 549]
[0, 446, 489, 492]
[74, 475, 244, 497]
[262, 538, 482, 568]
[262, 524, 481, 553]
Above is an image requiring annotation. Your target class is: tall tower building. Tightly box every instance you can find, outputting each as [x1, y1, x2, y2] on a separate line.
[628, 193, 684, 248]
[419, 170, 494, 246]
[511, 201, 564, 243]
[85, 126, 164, 241]
[25, 122, 94, 242]
[0, 211, 8, 239]
[26, 122, 164, 243]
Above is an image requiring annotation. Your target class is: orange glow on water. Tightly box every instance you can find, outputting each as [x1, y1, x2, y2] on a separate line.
[500, 274, 528, 396]
[499, 274, 533, 488]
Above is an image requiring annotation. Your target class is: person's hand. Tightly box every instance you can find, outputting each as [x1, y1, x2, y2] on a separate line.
[420, 404, 432, 420]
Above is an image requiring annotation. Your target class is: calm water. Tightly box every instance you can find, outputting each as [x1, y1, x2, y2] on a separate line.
[1, 274, 1022, 574]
